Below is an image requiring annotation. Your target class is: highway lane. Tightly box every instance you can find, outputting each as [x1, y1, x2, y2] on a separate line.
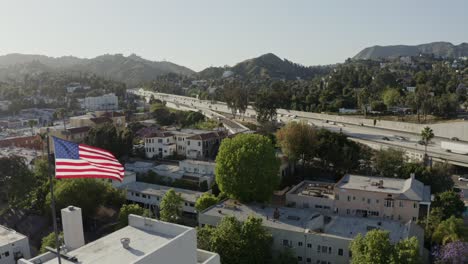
[132, 89, 468, 166]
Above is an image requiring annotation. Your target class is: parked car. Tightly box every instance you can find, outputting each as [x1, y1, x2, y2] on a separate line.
[459, 176, 468, 182]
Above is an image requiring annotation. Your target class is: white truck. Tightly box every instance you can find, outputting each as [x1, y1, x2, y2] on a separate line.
[441, 141, 468, 155]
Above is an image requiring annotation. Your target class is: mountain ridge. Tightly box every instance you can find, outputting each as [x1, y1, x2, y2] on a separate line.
[353, 41, 468, 60]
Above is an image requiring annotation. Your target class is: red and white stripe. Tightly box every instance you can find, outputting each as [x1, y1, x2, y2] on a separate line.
[55, 144, 124, 181]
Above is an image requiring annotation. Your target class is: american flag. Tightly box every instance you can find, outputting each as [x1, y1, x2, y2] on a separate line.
[53, 137, 124, 181]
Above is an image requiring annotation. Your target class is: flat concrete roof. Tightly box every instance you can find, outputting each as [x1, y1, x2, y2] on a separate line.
[202, 200, 412, 241]
[120, 182, 203, 203]
[43, 226, 173, 264]
[336, 174, 430, 202]
[0, 225, 27, 245]
[288, 181, 335, 199]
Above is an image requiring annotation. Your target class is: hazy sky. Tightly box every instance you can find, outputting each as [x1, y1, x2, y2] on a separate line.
[1, 0, 467, 71]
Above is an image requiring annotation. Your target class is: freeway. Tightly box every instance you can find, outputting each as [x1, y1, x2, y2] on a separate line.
[131, 89, 468, 167]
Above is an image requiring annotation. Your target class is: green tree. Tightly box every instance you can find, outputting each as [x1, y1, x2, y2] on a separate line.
[0, 156, 35, 207]
[382, 89, 401, 108]
[195, 193, 218, 212]
[373, 148, 406, 177]
[432, 191, 465, 219]
[215, 134, 280, 202]
[254, 88, 279, 123]
[117, 204, 151, 229]
[224, 81, 248, 119]
[357, 88, 370, 116]
[85, 122, 133, 158]
[350, 229, 394, 264]
[27, 119, 37, 136]
[40, 232, 63, 253]
[432, 216, 467, 245]
[160, 189, 183, 223]
[47, 179, 125, 217]
[276, 121, 316, 165]
[54, 108, 67, 131]
[198, 216, 272, 264]
[420, 126, 434, 159]
[392, 237, 421, 264]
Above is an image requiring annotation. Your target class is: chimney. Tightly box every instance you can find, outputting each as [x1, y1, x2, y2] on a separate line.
[61, 206, 85, 250]
[378, 180, 384, 189]
[410, 173, 415, 180]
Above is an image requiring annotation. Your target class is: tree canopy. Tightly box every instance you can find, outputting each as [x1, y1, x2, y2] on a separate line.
[197, 216, 272, 264]
[215, 134, 280, 202]
[276, 121, 316, 164]
[432, 191, 465, 219]
[159, 189, 183, 223]
[349, 229, 421, 264]
[195, 193, 219, 212]
[85, 122, 133, 159]
[117, 204, 151, 229]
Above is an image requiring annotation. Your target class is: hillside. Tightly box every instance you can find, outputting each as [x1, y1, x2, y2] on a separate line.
[0, 53, 194, 86]
[353, 42, 468, 60]
[198, 53, 329, 80]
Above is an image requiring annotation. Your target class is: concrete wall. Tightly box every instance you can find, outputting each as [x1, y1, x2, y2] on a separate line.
[279, 108, 468, 141]
[0, 236, 30, 264]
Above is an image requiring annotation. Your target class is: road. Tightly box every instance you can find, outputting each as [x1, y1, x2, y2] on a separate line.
[130, 89, 468, 167]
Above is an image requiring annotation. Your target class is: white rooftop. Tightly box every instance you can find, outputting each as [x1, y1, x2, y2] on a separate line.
[0, 225, 27, 245]
[120, 181, 203, 203]
[335, 174, 431, 202]
[202, 200, 415, 241]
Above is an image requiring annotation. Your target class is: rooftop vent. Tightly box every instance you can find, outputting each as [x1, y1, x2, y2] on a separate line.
[121, 238, 130, 249]
[378, 180, 384, 189]
[273, 208, 280, 220]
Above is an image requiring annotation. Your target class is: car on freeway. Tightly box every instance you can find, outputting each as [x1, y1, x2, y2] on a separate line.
[418, 140, 426, 145]
[395, 135, 407, 141]
[459, 176, 468, 182]
[382, 137, 390, 141]
[451, 137, 460, 141]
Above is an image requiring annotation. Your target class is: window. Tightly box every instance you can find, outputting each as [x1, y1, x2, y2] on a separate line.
[187, 141, 191, 145]
[298, 256, 303, 261]
[399, 201, 403, 207]
[335, 194, 339, 200]
[362, 197, 365, 202]
[338, 248, 343, 256]
[142, 194, 147, 198]
[353, 196, 356, 200]
[346, 209, 350, 215]
[189, 203, 195, 207]
[307, 243, 312, 248]
[347, 196, 351, 201]
[198, 142, 201, 146]
[135, 193, 140, 197]
[398, 215, 401, 220]
[307, 258, 311, 263]
[158, 139, 163, 143]
[367, 198, 371, 204]
[412, 217, 417, 221]
[282, 239, 289, 246]
[4, 252, 9, 257]
[298, 241, 303, 246]
[321, 246, 327, 253]
[376, 199, 379, 204]
[384, 200, 394, 207]
[413, 203, 418, 208]
[317, 245, 321, 253]
[315, 205, 323, 209]
[328, 247, 332, 254]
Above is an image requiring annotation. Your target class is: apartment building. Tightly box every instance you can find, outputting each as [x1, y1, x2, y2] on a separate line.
[199, 200, 424, 264]
[144, 129, 226, 160]
[20, 207, 219, 264]
[0, 225, 30, 264]
[69, 112, 126, 128]
[185, 131, 227, 159]
[286, 174, 432, 223]
[82, 93, 118, 111]
[116, 174, 205, 217]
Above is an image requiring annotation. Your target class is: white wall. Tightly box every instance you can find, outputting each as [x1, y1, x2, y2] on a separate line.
[0, 237, 30, 264]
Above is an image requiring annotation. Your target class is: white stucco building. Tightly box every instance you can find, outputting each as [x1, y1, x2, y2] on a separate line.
[199, 200, 424, 264]
[82, 93, 118, 111]
[0, 225, 30, 264]
[20, 209, 219, 264]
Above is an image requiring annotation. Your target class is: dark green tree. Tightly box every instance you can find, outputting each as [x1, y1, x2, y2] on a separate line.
[432, 191, 465, 219]
[215, 134, 280, 202]
[276, 121, 316, 165]
[0, 155, 35, 207]
[117, 204, 151, 229]
[85, 123, 133, 158]
[350, 229, 394, 264]
[373, 148, 406, 177]
[160, 189, 183, 223]
[195, 193, 218, 212]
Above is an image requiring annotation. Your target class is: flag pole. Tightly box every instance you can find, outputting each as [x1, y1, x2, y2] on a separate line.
[46, 129, 62, 264]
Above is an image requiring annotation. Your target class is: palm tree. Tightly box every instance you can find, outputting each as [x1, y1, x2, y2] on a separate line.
[420, 126, 434, 164]
[27, 119, 37, 136]
[55, 108, 67, 131]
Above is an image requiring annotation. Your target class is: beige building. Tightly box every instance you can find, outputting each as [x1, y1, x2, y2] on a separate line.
[286, 174, 432, 223]
[69, 112, 126, 128]
[144, 129, 226, 160]
[199, 200, 424, 264]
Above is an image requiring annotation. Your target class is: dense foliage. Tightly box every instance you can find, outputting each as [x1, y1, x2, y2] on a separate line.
[215, 134, 280, 202]
[117, 204, 151, 229]
[85, 123, 133, 159]
[197, 216, 273, 264]
[159, 189, 183, 223]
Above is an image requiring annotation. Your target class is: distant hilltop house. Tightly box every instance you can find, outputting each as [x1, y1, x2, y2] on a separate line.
[80, 93, 118, 111]
[65, 82, 91, 93]
[0, 100, 11, 111]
